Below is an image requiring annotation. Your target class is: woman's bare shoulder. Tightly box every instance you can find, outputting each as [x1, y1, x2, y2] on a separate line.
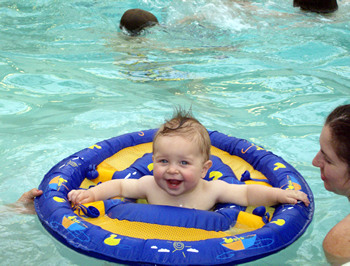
[323, 214, 350, 265]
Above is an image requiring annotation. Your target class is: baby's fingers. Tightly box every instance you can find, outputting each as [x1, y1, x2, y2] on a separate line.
[67, 190, 76, 202]
[76, 191, 94, 204]
[68, 190, 94, 205]
[79, 196, 92, 204]
[68, 190, 83, 204]
[294, 191, 310, 207]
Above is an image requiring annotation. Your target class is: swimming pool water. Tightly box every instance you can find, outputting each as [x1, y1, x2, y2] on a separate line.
[0, 0, 349, 265]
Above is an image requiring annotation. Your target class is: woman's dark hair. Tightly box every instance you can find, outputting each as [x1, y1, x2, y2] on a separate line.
[293, 0, 338, 13]
[326, 104, 350, 167]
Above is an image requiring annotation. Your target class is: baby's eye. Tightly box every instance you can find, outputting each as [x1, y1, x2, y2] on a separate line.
[160, 159, 168, 164]
[180, 161, 188, 165]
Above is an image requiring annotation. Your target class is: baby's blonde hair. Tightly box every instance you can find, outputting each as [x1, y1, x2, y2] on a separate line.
[153, 108, 211, 162]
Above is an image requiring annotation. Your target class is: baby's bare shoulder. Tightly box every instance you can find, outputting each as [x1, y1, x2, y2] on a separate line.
[204, 179, 236, 192]
[137, 175, 156, 184]
[206, 179, 241, 188]
[138, 175, 158, 190]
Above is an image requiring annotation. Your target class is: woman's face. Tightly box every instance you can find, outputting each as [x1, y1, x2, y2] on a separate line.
[312, 125, 350, 198]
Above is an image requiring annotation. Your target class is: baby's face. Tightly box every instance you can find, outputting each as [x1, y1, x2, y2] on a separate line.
[152, 135, 209, 196]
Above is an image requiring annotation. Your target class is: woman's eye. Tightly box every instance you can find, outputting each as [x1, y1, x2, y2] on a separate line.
[321, 153, 331, 164]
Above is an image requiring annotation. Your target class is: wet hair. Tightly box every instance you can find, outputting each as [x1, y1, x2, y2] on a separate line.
[325, 104, 350, 168]
[153, 108, 211, 162]
[119, 9, 158, 36]
[293, 0, 338, 13]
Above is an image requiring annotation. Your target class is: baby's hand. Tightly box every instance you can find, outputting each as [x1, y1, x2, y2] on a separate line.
[279, 190, 310, 207]
[68, 189, 95, 205]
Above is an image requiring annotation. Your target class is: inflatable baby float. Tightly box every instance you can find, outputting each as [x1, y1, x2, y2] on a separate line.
[35, 129, 314, 265]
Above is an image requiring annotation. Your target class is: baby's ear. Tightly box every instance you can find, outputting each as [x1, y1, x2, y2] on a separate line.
[202, 160, 213, 178]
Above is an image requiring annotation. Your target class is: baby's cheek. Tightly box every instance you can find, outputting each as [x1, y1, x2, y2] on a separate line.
[153, 168, 162, 181]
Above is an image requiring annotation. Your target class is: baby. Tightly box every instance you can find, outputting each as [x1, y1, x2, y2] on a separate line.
[68, 109, 310, 210]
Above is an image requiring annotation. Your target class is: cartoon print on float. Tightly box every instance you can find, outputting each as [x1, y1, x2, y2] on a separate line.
[50, 215, 90, 242]
[48, 175, 68, 191]
[209, 171, 223, 180]
[104, 234, 121, 246]
[150, 241, 199, 257]
[44, 157, 83, 199]
[241, 143, 265, 154]
[283, 174, 302, 191]
[44, 175, 69, 199]
[103, 234, 131, 250]
[89, 144, 102, 150]
[221, 235, 257, 251]
[217, 234, 275, 260]
[52, 196, 66, 203]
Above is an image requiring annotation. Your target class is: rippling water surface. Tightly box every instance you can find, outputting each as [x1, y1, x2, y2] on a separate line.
[1, 0, 349, 265]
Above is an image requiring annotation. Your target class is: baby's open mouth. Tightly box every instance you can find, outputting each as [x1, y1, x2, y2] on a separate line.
[167, 179, 182, 188]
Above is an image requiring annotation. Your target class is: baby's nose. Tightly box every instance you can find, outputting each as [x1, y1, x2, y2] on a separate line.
[167, 164, 179, 174]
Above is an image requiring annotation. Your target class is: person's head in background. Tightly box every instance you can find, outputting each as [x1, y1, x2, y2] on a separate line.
[119, 8, 159, 36]
[293, 0, 338, 13]
[312, 104, 350, 199]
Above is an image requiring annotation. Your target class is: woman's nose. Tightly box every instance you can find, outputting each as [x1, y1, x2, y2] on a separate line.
[312, 151, 322, 168]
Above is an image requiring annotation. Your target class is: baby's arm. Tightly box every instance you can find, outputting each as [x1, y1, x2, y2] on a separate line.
[68, 176, 151, 205]
[245, 185, 310, 207]
[214, 181, 309, 207]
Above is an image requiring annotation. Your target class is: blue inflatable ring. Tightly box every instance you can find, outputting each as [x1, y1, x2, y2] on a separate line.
[35, 129, 314, 265]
